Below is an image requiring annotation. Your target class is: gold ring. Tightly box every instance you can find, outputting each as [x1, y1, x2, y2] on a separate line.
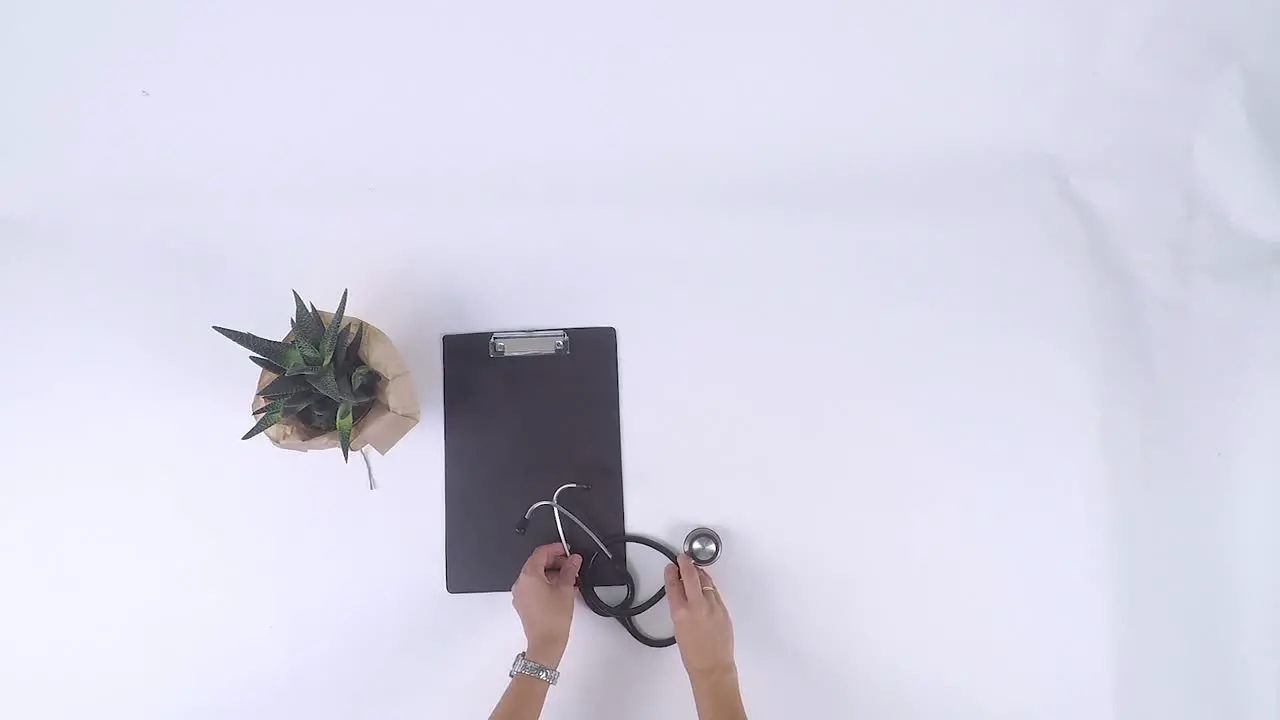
[701, 586, 716, 593]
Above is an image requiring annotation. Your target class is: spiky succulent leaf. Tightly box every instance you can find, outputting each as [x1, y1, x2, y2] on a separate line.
[284, 362, 325, 377]
[350, 364, 372, 388]
[306, 365, 346, 402]
[332, 324, 352, 367]
[344, 322, 366, 367]
[319, 289, 348, 362]
[285, 366, 324, 377]
[256, 371, 303, 394]
[281, 344, 303, 370]
[354, 365, 383, 401]
[282, 390, 318, 415]
[309, 303, 325, 333]
[292, 336, 323, 365]
[337, 371, 360, 402]
[213, 327, 291, 366]
[250, 356, 285, 374]
[256, 373, 311, 398]
[292, 291, 326, 345]
[336, 402, 353, 462]
[242, 400, 284, 439]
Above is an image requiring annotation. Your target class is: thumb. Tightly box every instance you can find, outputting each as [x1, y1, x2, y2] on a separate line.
[556, 555, 582, 587]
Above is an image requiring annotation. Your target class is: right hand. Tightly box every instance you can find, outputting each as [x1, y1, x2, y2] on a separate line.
[511, 543, 582, 668]
[665, 553, 736, 678]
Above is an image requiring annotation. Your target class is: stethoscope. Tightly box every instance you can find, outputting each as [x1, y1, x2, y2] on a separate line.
[517, 483, 723, 648]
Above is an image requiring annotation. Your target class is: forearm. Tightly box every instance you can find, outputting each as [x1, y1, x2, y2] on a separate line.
[488, 675, 551, 720]
[488, 645, 564, 720]
[689, 667, 748, 720]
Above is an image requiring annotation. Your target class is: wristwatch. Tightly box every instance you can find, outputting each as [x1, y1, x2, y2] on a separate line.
[510, 652, 560, 686]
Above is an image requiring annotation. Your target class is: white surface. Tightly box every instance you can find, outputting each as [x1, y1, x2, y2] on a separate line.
[1, 2, 1277, 718]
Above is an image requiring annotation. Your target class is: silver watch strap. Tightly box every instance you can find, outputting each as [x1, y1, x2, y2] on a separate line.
[510, 652, 559, 685]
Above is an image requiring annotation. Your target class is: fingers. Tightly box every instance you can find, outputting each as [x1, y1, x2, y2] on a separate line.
[696, 566, 716, 590]
[664, 561, 689, 611]
[697, 566, 726, 610]
[522, 543, 567, 577]
[555, 554, 583, 587]
[677, 553, 707, 609]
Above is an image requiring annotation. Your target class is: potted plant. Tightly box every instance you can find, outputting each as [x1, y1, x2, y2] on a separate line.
[213, 290, 419, 464]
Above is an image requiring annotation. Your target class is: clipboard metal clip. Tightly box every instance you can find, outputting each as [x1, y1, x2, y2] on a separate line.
[490, 330, 570, 358]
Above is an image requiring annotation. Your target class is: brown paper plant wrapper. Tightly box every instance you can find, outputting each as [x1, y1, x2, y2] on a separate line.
[250, 314, 420, 455]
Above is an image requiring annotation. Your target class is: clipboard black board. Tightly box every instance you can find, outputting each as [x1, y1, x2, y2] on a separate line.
[443, 327, 627, 594]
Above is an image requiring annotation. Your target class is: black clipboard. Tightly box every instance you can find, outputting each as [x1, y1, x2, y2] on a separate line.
[443, 327, 627, 594]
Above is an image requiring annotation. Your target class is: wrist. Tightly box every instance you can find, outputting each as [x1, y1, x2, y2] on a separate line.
[688, 663, 739, 686]
[524, 641, 567, 669]
[688, 664, 746, 720]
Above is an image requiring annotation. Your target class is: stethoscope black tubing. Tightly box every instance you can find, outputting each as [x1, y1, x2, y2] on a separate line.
[577, 534, 679, 648]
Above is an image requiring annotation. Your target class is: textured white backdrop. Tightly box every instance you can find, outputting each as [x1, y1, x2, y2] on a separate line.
[1, 2, 1277, 719]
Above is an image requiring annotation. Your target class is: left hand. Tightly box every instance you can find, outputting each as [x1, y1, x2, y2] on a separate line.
[511, 544, 582, 667]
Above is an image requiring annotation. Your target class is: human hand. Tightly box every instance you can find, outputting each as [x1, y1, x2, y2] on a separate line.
[665, 553, 736, 679]
[511, 543, 582, 668]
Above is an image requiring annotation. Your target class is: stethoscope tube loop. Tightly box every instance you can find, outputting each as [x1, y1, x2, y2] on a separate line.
[579, 535, 677, 648]
[518, 486, 676, 648]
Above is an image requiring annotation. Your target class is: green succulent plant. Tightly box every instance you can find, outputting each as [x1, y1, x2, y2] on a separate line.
[212, 289, 381, 462]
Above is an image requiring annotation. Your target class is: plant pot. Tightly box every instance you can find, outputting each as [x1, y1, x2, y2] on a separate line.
[250, 314, 420, 455]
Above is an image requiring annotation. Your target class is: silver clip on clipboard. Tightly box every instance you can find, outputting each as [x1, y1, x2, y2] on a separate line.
[490, 330, 571, 358]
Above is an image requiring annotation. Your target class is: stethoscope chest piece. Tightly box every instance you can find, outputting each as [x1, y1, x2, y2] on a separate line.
[684, 527, 722, 566]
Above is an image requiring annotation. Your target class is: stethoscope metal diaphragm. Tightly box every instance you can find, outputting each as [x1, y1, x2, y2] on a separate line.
[683, 527, 722, 566]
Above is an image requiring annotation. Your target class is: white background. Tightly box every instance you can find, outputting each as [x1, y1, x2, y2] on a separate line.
[2, 1, 1278, 718]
